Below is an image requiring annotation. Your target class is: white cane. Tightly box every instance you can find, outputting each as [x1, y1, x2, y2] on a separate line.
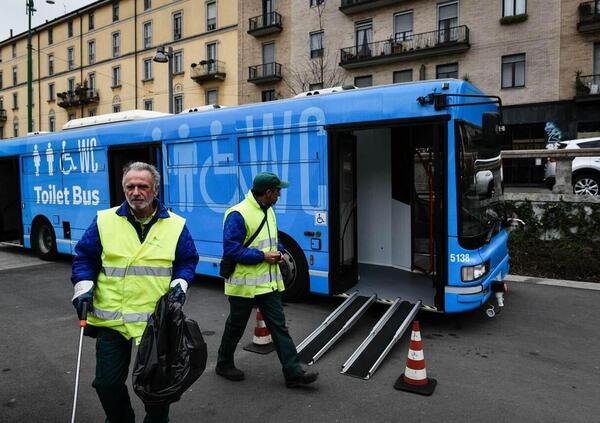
[71, 303, 88, 423]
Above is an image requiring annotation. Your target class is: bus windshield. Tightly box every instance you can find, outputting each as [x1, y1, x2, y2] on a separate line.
[456, 120, 503, 249]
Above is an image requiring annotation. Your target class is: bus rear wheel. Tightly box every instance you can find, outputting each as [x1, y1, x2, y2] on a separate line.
[33, 220, 58, 261]
[278, 233, 309, 303]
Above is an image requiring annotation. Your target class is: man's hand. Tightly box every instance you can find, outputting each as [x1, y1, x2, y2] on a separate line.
[264, 251, 284, 264]
[72, 280, 94, 320]
[168, 279, 188, 305]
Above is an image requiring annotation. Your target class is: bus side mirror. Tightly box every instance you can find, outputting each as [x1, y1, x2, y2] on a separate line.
[482, 112, 505, 148]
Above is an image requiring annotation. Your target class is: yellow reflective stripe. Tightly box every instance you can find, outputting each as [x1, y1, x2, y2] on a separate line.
[90, 307, 122, 320]
[255, 238, 277, 250]
[123, 312, 151, 323]
[101, 266, 173, 277]
[228, 273, 284, 286]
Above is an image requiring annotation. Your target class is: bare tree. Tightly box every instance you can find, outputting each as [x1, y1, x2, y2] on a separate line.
[283, 0, 346, 96]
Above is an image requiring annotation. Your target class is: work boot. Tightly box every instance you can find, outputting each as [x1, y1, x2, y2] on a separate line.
[285, 371, 319, 388]
[215, 366, 245, 381]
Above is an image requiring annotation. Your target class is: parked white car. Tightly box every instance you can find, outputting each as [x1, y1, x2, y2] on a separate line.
[544, 137, 600, 195]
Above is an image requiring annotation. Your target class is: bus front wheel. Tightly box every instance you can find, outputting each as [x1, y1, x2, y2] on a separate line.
[278, 233, 309, 303]
[33, 220, 58, 261]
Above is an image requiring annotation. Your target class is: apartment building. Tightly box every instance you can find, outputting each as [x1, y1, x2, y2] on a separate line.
[0, 0, 239, 139]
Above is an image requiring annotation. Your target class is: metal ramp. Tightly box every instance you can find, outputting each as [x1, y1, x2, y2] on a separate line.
[297, 291, 376, 365]
[341, 299, 421, 380]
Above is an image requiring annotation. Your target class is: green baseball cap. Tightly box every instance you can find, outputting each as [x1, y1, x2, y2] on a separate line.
[253, 172, 289, 191]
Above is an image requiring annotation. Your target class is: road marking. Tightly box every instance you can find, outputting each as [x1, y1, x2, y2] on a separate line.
[506, 274, 600, 291]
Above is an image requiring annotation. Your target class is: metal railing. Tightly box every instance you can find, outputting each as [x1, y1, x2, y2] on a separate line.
[248, 62, 282, 80]
[57, 88, 99, 108]
[249, 11, 282, 31]
[340, 25, 469, 65]
[575, 74, 600, 96]
[191, 60, 225, 78]
[578, 1, 600, 22]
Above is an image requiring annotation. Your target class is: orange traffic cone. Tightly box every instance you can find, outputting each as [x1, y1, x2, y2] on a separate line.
[243, 308, 275, 354]
[394, 321, 437, 395]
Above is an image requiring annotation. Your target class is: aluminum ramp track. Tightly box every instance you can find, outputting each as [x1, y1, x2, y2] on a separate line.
[297, 291, 377, 365]
[341, 299, 421, 380]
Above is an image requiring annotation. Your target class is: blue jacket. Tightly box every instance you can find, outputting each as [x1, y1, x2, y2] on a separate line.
[71, 200, 199, 285]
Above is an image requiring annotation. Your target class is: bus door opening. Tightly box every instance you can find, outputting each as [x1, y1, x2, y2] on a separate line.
[329, 123, 445, 308]
[0, 156, 22, 244]
[107, 144, 162, 207]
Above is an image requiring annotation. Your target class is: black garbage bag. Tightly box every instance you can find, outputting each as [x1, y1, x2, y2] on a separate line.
[132, 294, 207, 406]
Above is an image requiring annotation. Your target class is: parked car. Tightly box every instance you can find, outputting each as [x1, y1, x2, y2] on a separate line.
[544, 137, 600, 195]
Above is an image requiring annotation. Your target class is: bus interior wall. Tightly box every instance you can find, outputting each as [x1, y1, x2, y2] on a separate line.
[108, 145, 161, 207]
[0, 157, 22, 243]
[342, 124, 438, 305]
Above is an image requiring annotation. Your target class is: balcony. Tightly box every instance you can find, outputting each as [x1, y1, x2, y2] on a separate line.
[248, 62, 282, 84]
[575, 74, 600, 102]
[0, 109, 6, 125]
[190, 60, 226, 84]
[57, 85, 100, 109]
[248, 12, 283, 37]
[340, 0, 410, 15]
[577, 1, 600, 32]
[339, 26, 470, 69]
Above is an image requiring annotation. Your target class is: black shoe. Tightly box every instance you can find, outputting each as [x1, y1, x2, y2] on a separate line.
[216, 366, 245, 381]
[285, 371, 319, 388]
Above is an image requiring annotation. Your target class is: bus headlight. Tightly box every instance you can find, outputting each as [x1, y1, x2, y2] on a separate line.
[461, 261, 489, 282]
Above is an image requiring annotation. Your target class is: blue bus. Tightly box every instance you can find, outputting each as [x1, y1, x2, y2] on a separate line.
[0, 80, 509, 314]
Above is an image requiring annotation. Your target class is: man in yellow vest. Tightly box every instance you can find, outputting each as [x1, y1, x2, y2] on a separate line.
[70, 162, 199, 423]
[216, 172, 318, 388]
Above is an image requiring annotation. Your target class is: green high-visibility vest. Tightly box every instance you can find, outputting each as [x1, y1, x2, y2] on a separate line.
[88, 207, 186, 342]
[223, 191, 285, 298]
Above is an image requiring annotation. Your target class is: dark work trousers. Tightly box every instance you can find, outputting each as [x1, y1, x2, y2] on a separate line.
[217, 290, 303, 380]
[92, 327, 170, 423]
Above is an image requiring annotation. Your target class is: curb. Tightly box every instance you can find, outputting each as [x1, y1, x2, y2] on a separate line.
[506, 274, 600, 291]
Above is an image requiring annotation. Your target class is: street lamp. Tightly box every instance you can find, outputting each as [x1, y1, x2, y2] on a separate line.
[26, 0, 55, 133]
[153, 46, 174, 113]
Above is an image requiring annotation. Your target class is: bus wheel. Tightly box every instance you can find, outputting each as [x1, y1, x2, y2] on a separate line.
[278, 233, 309, 303]
[33, 220, 58, 261]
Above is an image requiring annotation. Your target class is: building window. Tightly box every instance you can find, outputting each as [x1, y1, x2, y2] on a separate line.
[144, 0, 151, 11]
[173, 12, 183, 41]
[503, 0, 526, 16]
[310, 0, 324, 6]
[393, 69, 413, 83]
[67, 47, 75, 70]
[207, 42, 217, 72]
[207, 2, 217, 31]
[88, 12, 95, 30]
[143, 22, 153, 49]
[354, 75, 373, 87]
[68, 78, 75, 92]
[48, 54, 54, 76]
[68, 112, 76, 120]
[112, 66, 121, 87]
[88, 40, 96, 64]
[309, 82, 323, 90]
[12, 66, 17, 86]
[0, 72, 3, 90]
[68, 20, 74, 37]
[262, 42, 275, 65]
[144, 99, 153, 110]
[206, 89, 218, 105]
[112, 32, 120, 57]
[173, 51, 183, 74]
[355, 21, 373, 58]
[113, 103, 121, 113]
[48, 83, 55, 101]
[12, 92, 18, 110]
[261, 89, 276, 102]
[174, 94, 183, 113]
[13, 120, 18, 137]
[394, 11, 413, 41]
[143, 59, 153, 80]
[310, 31, 324, 58]
[112, 1, 119, 22]
[12, 43, 16, 58]
[88, 73, 96, 91]
[89, 109, 97, 117]
[48, 28, 53, 45]
[438, 2, 458, 43]
[436, 62, 458, 78]
[501, 53, 525, 88]
[49, 114, 55, 132]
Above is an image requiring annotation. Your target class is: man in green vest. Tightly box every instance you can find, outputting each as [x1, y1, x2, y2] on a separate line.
[216, 172, 318, 388]
[71, 162, 199, 423]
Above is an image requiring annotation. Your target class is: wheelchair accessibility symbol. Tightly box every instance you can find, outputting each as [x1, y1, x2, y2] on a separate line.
[315, 212, 327, 226]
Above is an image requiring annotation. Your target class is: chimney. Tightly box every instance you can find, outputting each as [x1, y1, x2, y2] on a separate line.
[10, 29, 13, 38]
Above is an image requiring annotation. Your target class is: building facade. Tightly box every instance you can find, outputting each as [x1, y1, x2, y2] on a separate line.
[0, 0, 239, 139]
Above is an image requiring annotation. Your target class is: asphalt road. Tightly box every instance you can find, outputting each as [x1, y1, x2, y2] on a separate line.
[0, 245, 599, 423]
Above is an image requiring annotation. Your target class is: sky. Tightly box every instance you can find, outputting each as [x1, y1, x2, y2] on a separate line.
[1, 0, 97, 41]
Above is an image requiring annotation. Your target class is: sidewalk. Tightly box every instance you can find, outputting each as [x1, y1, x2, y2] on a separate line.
[506, 274, 600, 291]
